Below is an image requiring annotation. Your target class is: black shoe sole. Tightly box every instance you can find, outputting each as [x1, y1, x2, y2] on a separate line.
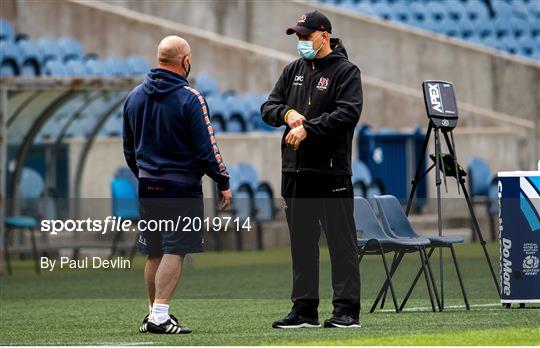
[324, 321, 361, 328]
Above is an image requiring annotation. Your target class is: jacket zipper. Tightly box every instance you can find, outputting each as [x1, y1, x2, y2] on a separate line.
[295, 61, 316, 173]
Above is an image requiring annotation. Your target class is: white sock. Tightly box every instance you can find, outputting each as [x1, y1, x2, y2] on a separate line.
[151, 303, 170, 324]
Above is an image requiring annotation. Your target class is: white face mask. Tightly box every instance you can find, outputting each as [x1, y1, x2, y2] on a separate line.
[297, 33, 323, 60]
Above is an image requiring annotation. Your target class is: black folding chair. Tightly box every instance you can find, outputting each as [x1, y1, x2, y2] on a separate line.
[375, 195, 469, 311]
[354, 197, 439, 313]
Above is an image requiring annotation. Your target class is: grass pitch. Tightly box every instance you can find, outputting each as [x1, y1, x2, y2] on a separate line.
[1, 243, 539, 345]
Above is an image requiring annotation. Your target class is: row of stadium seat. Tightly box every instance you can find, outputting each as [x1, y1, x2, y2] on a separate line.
[0, 18, 149, 76]
[1, 18, 275, 133]
[317, 0, 540, 61]
[32, 94, 273, 144]
[192, 73, 276, 132]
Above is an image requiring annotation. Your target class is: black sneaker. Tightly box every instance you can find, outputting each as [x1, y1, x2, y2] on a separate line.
[146, 316, 192, 334]
[324, 314, 361, 328]
[272, 312, 320, 329]
[139, 314, 179, 333]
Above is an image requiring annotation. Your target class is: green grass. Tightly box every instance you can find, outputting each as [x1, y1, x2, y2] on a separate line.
[1, 243, 539, 345]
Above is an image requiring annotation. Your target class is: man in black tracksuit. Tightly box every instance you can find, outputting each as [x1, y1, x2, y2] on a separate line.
[261, 10, 362, 329]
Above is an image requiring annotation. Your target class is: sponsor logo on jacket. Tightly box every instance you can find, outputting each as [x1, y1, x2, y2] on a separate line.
[316, 77, 330, 91]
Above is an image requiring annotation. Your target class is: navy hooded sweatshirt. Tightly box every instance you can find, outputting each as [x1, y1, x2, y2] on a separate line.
[123, 68, 230, 191]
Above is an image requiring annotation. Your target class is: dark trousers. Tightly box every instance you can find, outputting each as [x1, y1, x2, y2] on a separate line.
[282, 173, 360, 319]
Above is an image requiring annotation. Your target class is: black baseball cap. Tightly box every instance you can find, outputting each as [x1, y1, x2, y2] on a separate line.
[286, 10, 332, 36]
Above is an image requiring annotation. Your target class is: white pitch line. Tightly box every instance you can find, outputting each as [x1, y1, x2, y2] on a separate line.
[379, 303, 501, 312]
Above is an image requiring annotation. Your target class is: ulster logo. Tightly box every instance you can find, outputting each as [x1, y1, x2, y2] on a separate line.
[316, 77, 329, 91]
[298, 14, 307, 23]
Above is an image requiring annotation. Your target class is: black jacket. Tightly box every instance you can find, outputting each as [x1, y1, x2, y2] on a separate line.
[123, 68, 230, 190]
[261, 38, 363, 176]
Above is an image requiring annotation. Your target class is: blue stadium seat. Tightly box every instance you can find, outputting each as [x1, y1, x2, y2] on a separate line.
[0, 40, 21, 76]
[391, 1, 411, 23]
[448, 1, 468, 22]
[0, 18, 15, 42]
[427, 1, 447, 22]
[410, 2, 429, 23]
[511, 0, 529, 19]
[126, 55, 149, 75]
[440, 17, 459, 37]
[194, 73, 220, 96]
[518, 35, 537, 58]
[510, 16, 529, 38]
[43, 59, 69, 76]
[493, 15, 511, 38]
[110, 178, 139, 220]
[500, 36, 520, 55]
[465, 0, 490, 23]
[106, 56, 130, 76]
[4, 167, 45, 275]
[57, 36, 84, 61]
[476, 20, 496, 39]
[205, 94, 228, 132]
[458, 17, 476, 40]
[17, 39, 43, 76]
[19, 167, 45, 201]
[468, 157, 492, 197]
[492, 0, 514, 19]
[66, 59, 88, 76]
[227, 165, 254, 220]
[530, 15, 540, 38]
[241, 93, 270, 131]
[254, 184, 274, 221]
[517, 36, 540, 60]
[528, 0, 540, 19]
[224, 94, 249, 132]
[85, 58, 108, 76]
[235, 162, 259, 190]
[37, 37, 62, 63]
[325, 0, 536, 61]
[372, 2, 393, 20]
[419, 16, 440, 33]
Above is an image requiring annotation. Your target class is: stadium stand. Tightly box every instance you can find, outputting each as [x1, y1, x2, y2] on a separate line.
[0, 18, 274, 133]
[2, 0, 536, 254]
[315, 0, 540, 61]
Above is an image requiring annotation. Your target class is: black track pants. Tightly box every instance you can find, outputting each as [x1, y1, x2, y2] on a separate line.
[282, 173, 360, 319]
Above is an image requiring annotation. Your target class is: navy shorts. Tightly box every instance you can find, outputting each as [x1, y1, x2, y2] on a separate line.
[137, 177, 204, 257]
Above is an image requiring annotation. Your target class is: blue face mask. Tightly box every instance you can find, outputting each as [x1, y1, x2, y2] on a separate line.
[297, 34, 323, 60]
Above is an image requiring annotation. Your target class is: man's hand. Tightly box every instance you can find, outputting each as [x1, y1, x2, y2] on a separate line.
[218, 189, 232, 211]
[285, 125, 307, 151]
[286, 110, 305, 129]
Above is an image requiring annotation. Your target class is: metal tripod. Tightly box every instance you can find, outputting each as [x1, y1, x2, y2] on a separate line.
[404, 121, 500, 309]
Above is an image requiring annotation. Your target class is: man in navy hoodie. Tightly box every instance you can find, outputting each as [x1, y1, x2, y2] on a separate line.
[123, 36, 232, 334]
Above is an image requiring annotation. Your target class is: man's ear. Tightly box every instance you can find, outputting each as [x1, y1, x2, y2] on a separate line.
[323, 32, 330, 44]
